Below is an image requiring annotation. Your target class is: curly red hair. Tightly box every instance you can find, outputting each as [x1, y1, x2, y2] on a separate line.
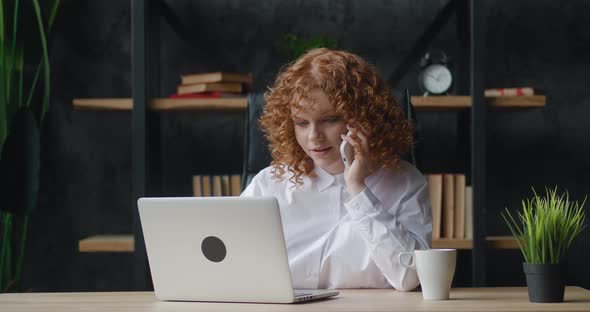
[261, 48, 414, 185]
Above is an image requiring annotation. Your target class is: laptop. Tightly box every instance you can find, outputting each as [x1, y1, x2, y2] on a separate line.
[137, 196, 339, 303]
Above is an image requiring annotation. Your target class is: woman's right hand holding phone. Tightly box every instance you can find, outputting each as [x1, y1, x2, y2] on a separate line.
[341, 124, 373, 197]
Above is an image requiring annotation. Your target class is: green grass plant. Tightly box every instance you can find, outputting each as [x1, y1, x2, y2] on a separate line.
[502, 187, 586, 264]
[0, 0, 60, 292]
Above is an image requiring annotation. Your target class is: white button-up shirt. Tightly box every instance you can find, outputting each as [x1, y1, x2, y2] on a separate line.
[241, 160, 432, 291]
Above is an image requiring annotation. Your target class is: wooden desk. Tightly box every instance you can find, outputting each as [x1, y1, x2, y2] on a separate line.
[1, 287, 589, 311]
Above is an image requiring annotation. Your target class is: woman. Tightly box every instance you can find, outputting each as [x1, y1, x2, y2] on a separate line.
[242, 48, 432, 291]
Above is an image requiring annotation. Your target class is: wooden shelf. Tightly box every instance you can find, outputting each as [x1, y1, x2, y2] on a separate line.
[151, 98, 246, 111]
[432, 236, 519, 250]
[73, 95, 543, 112]
[78, 235, 518, 253]
[485, 95, 546, 108]
[411, 95, 545, 111]
[486, 236, 520, 249]
[411, 96, 471, 110]
[79, 235, 134, 252]
[72, 97, 247, 112]
[73, 98, 133, 111]
[432, 238, 473, 249]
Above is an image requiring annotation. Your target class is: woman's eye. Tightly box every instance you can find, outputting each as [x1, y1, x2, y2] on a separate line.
[295, 121, 308, 127]
[323, 117, 338, 123]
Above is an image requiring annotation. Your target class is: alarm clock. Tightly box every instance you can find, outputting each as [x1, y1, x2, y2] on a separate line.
[418, 50, 453, 96]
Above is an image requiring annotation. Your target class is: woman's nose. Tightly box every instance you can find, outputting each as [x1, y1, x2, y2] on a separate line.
[309, 124, 324, 141]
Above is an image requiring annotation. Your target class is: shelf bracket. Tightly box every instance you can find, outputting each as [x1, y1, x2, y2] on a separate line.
[387, 0, 457, 88]
[157, 0, 190, 41]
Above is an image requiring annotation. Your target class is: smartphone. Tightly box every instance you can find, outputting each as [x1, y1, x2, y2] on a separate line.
[340, 130, 354, 168]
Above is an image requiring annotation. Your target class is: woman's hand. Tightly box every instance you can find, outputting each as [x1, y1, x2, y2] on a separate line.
[341, 124, 373, 196]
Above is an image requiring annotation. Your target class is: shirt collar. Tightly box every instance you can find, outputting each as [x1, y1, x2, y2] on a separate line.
[311, 166, 383, 192]
[312, 166, 337, 192]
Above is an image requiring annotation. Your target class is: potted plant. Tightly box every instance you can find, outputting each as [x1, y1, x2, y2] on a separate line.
[0, 0, 60, 292]
[278, 34, 338, 60]
[502, 187, 586, 303]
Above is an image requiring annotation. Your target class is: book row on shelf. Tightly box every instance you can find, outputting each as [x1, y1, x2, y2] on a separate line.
[194, 172, 473, 242]
[426, 173, 472, 240]
[193, 174, 242, 197]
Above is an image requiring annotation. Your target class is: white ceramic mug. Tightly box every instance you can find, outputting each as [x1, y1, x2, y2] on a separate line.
[398, 249, 457, 300]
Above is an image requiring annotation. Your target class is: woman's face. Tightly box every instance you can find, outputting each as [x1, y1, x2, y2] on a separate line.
[291, 89, 348, 174]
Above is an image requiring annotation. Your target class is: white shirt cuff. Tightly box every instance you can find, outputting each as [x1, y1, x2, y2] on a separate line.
[344, 187, 381, 220]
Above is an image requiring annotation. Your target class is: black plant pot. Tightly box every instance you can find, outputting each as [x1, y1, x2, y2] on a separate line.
[523, 263, 565, 303]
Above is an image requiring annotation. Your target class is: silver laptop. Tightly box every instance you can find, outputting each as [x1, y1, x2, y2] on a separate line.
[137, 196, 339, 303]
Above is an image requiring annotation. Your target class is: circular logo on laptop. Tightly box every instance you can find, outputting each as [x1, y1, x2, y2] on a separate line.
[201, 236, 226, 262]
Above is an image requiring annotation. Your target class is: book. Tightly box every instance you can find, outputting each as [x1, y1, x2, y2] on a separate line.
[453, 174, 466, 239]
[230, 174, 241, 196]
[464, 186, 473, 239]
[221, 175, 231, 196]
[193, 174, 242, 197]
[201, 176, 212, 197]
[192, 175, 202, 197]
[212, 175, 223, 196]
[442, 174, 455, 239]
[426, 174, 443, 240]
[181, 72, 253, 85]
[177, 82, 243, 95]
[484, 87, 534, 97]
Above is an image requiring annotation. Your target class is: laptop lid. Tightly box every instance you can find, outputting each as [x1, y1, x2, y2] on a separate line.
[138, 196, 296, 303]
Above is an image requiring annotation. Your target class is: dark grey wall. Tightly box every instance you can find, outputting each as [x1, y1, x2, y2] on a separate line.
[24, 0, 590, 291]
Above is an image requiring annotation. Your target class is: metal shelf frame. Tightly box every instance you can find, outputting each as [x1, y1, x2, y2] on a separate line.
[127, 0, 495, 289]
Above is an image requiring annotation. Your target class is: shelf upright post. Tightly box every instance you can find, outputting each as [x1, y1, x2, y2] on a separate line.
[470, 0, 487, 286]
[456, 0, 470, 177]
[131, 0, 157, 290]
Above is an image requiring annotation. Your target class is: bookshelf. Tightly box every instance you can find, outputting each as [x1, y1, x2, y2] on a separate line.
[76, 0, 544, 289]
[406, 0, 545, 286]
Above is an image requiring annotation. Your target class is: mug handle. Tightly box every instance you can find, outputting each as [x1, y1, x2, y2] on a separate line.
[398, 252, 415, 269]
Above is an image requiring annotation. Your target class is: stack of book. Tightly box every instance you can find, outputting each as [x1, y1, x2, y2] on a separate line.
[170, 72, 252, 99]
[193, 174, 242, 197]
[426, 173, 473, 240]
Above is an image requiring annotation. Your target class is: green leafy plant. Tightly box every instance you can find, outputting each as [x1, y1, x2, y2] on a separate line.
[279, 34, 338, 60]
[0, 0, 60, 292]
[502, 187, 587, 264]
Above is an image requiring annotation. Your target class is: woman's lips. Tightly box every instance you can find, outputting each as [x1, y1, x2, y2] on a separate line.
[311, 146, 332, 157]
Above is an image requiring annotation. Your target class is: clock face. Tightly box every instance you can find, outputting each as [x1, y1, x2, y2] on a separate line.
[421, 64, 453, 94]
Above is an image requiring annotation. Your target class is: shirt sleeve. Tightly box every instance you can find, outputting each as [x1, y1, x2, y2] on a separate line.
[344, 178, 432, 291]
[240, 172, 264, 197]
